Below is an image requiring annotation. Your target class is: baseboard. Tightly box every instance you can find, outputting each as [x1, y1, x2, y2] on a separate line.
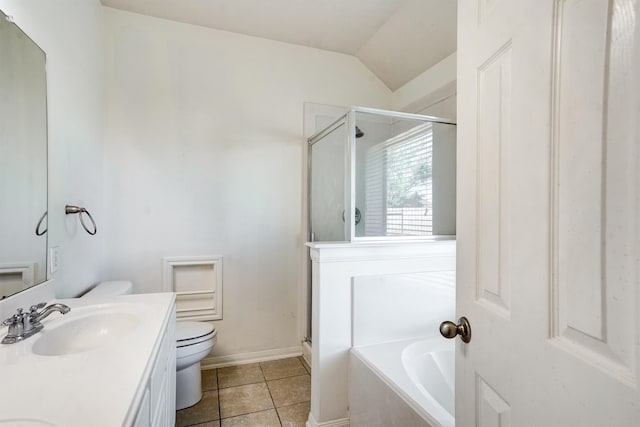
[201, 345, 302, 369]
[306, 412, 350, 427]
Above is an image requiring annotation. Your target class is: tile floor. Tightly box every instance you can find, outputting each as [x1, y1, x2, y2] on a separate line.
[176, 357, 312, 427]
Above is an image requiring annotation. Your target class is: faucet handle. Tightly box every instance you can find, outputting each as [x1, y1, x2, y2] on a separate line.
[1, 312, 24, 344]
[28, 303, 48, 330]
[1, 308, 26, 327]
[29, 302, 46, 315]
[23, 305, 43, 333]
[2, 314, 18, 327]
[2, 308, 24, 326]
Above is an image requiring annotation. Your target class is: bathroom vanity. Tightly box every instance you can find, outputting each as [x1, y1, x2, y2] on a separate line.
[0, 293, 176, 426]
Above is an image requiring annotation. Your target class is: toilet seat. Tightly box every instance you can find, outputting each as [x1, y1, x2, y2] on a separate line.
[176, 321, 216, 348]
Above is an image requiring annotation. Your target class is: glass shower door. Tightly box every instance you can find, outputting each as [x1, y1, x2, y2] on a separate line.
[309, 122, 348, 242]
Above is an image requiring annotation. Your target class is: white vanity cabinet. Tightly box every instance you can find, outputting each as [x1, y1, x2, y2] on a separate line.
[0, 293, 177, 426]
[133, 303, 177, 427]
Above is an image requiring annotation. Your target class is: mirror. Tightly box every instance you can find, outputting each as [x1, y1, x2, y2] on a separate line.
[0, 10, 48, 298]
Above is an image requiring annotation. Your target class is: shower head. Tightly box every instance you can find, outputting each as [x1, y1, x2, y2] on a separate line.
[355, 126, 364, 138]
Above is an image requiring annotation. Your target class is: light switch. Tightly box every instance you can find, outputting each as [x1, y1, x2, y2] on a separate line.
[50, 246, 61, 274]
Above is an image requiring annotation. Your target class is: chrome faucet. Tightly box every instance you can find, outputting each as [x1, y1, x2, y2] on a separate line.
[1, 302, 71, 344]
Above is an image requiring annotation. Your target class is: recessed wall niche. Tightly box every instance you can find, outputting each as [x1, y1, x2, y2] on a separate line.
[162, 255, 223, 321]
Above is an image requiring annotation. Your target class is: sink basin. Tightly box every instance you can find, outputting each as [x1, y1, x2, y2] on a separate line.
[32, 306, 140, 356]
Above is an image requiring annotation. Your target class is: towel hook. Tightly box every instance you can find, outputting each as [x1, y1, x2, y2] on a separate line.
[65, 205, 97, 235]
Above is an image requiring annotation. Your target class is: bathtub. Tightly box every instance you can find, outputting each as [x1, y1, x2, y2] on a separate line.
[349, 336, 454, 427]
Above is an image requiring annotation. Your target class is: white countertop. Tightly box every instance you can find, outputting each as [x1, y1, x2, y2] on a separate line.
[0, 292, 175, 426]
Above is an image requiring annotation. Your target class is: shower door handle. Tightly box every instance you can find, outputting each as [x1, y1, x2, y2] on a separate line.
[439, 317, 472, 343]
[341, 208, 362, 225]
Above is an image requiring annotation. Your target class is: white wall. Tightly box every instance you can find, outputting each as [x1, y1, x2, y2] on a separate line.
[392, 52, 457, 117]
[432, 123, 457, 235]
[0, 0, 454, 362]
[0, 0, 105, 298]
[101, 8, 391, 358]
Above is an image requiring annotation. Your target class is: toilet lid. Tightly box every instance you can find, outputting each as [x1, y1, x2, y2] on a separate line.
[176, 321, 216, 347]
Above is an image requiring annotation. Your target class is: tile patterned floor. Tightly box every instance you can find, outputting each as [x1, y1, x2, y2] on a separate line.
[176, 357, 312, 427]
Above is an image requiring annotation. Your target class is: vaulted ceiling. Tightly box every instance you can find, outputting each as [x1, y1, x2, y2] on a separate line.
[100, 0, 457, 91]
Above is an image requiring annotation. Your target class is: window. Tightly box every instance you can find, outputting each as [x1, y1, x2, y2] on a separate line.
[364, 122, 433, 236]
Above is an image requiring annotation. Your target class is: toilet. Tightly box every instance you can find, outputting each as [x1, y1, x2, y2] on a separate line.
[174, 320, 217, 409]
[82, 280, 217, 410]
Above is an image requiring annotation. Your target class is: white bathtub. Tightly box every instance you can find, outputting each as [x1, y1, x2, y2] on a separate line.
[350, 336, 454, 427]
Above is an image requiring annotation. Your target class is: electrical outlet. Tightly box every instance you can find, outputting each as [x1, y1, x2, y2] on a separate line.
[50, 246, 61, 274]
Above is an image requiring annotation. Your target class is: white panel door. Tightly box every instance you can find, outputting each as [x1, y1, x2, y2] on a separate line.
[457, 0, 640, 425]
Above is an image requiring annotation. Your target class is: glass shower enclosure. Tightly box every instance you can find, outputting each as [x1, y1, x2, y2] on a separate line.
[305, 107, 456, 342]
[308, 107, 457, 243]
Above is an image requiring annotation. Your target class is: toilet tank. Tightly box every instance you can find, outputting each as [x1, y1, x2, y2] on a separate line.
[82, 280, 133, 298]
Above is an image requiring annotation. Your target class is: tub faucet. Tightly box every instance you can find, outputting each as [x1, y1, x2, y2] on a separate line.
[1, 302, 71, 344]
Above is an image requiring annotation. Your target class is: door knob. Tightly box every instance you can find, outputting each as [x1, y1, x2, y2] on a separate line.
[439, 316, 471, 343]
